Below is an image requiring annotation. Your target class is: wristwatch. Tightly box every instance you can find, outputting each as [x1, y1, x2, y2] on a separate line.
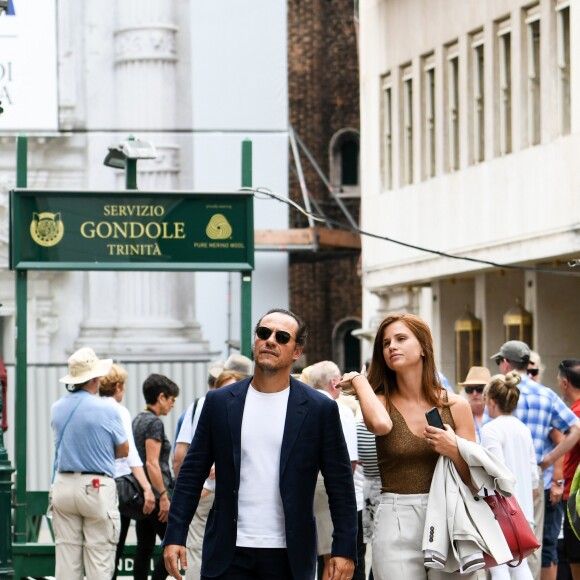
[556, 479, 565, 487]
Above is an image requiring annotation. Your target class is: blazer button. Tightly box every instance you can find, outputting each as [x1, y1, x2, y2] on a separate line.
[233, 518, 237, 524]
[474, 496, 480, 501]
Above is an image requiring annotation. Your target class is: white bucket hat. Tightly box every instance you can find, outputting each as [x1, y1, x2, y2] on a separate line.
[59, 347, 113, 385]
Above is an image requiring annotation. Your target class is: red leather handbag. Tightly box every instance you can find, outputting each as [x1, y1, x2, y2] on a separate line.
[482, 491, 540, 568]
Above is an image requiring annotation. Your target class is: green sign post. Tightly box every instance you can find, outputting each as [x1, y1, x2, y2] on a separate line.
[9, 137, 256, 578]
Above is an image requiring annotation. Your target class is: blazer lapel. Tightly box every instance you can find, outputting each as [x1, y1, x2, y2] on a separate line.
[280, 378, 309, 477]
[226, 378, 251, 489]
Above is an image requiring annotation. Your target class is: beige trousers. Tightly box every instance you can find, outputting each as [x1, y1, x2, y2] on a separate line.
[372, 492, 477, 580]
[51, 472, 120, 580]
[185, 492, 214, 580]
[313, 472, 333, 556]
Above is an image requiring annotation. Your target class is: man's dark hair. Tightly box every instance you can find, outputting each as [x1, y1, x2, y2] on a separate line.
[559, 360, 580, 389]
[255, 308, 308, 346]
[142, 373, 180, 404]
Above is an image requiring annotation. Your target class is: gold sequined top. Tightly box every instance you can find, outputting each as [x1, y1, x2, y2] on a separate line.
[376, 396, 455, 494]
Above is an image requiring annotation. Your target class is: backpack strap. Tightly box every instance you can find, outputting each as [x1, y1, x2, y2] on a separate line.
[191, 397, 200, 425]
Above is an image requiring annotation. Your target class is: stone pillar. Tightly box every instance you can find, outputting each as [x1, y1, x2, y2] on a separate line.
[77, 0, 207, 360]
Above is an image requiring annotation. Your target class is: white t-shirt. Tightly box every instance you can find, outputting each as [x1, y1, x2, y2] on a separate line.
[176, 396, 206, 444]
[236, 385, 290, 548]
[101, 397, 142, 478]
[176, 396, 213, 490]
[320, 390, 358, 462]
[481, 415, 539, 525]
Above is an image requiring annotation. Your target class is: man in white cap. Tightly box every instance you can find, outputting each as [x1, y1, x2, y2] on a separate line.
[51, 347, 129, 580]
[491, 340, 580, 579]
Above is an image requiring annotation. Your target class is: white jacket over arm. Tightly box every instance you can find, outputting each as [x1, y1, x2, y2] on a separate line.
[423, 436, 516, 573]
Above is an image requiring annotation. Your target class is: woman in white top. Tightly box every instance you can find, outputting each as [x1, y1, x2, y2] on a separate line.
[481, 371, 539, 580]
[99, 364, 156, 579]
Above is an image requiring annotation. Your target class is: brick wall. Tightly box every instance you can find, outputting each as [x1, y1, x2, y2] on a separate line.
[288, 0, 362, 368]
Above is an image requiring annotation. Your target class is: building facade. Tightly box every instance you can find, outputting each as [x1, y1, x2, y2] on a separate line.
[0, 0, 290, 365]
[359, 0, 580, 384]
[288, 0, 362, 371]
[0, 0, 290, 485]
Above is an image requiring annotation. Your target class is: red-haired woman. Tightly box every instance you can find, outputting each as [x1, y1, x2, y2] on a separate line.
[339, 313, 476, 578]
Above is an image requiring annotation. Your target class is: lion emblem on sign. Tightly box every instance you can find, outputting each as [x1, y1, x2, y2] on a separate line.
[30, 212, 64, 247]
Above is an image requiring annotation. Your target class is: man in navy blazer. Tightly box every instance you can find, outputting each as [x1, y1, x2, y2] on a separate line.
[164, 308, 357, 580]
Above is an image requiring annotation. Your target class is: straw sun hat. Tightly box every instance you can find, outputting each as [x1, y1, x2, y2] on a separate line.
[59, 347, 113, 385]
[458, 366, 491, 386]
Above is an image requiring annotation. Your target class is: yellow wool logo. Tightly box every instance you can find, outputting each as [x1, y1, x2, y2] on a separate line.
[205, 214, 232, 240]
[30, 212, 64, 247]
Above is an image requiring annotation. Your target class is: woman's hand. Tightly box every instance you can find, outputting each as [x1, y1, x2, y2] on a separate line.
[337, 365, 367, 396]
[158, 493, 170, 522]
[424, 424, 458, 457]
[142, 487, 156, 515]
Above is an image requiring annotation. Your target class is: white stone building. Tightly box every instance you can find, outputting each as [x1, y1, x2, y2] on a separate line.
[0, 0, 289, 365]
[359, 0, 580, 384]
[0, 0, 290, 484]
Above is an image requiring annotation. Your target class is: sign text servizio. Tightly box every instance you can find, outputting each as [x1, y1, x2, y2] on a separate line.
[10, 190, 254, 271]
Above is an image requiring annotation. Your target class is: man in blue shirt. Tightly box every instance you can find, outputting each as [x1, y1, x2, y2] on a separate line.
[51, 347, 128, 580]
[491, 340, 580, 579]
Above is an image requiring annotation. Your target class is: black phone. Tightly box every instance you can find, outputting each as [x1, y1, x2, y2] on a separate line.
[425, 407, 445, 429]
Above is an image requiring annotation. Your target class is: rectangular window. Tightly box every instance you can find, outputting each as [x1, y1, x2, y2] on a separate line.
[423, 54, 436, 179]
[471, 31, 485, 163]
[557, 4, 571, 135]
[526, 7, 541, 145]
[497, 20, 512, 155]
[402, 64, 414, 185]
[446, 44, 460, 172]
[381, 75, 393, 190]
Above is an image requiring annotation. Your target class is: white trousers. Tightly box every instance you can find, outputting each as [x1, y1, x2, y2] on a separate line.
[51, 472, 120, 580]
[372, 492, 477, 580]
[185, 492, 214, 580]
[489, 558, 533, 579]
[528, 468, 544, 580]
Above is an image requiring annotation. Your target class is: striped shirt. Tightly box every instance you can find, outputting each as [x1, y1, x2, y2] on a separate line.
[356, 421, 379, 478]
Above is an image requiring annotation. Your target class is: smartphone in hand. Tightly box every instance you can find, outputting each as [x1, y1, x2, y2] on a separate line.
[425, 407, 445, 430]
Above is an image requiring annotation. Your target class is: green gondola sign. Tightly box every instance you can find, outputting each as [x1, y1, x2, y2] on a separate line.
[10, 189, 254, 271]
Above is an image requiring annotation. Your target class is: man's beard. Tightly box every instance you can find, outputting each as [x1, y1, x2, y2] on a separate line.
[255, 356, 283, 374]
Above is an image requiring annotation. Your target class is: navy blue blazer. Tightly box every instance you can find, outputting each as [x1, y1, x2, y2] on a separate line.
[164, 376, 357, 579]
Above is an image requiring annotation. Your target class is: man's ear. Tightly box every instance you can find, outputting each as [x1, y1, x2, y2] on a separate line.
[292, 344, 304, 362]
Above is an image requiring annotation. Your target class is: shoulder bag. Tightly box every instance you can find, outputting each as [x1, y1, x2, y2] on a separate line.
[482, 490, 540, 568]
[115, 473, 158, 520]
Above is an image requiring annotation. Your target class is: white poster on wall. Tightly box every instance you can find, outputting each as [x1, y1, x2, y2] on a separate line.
[0, 0, 58, 131]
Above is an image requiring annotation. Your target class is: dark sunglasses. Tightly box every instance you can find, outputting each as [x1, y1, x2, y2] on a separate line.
[528, 368, 539, 377]
[255, 326, 295, 345]
[494, 356, 504, 366]
[465, 385, 484, 395]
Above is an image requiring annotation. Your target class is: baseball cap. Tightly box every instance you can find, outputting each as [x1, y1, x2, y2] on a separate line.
[490, 340, 531, 364]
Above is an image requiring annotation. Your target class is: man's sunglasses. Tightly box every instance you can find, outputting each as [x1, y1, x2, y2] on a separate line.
[528, 368, 539, 377]
[255, 326, 295, 345]
[494, 356, 504, 366]
[465, 385, 484, 395]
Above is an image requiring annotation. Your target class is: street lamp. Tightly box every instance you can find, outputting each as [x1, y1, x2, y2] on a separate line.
[103, 135, 157, 190]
